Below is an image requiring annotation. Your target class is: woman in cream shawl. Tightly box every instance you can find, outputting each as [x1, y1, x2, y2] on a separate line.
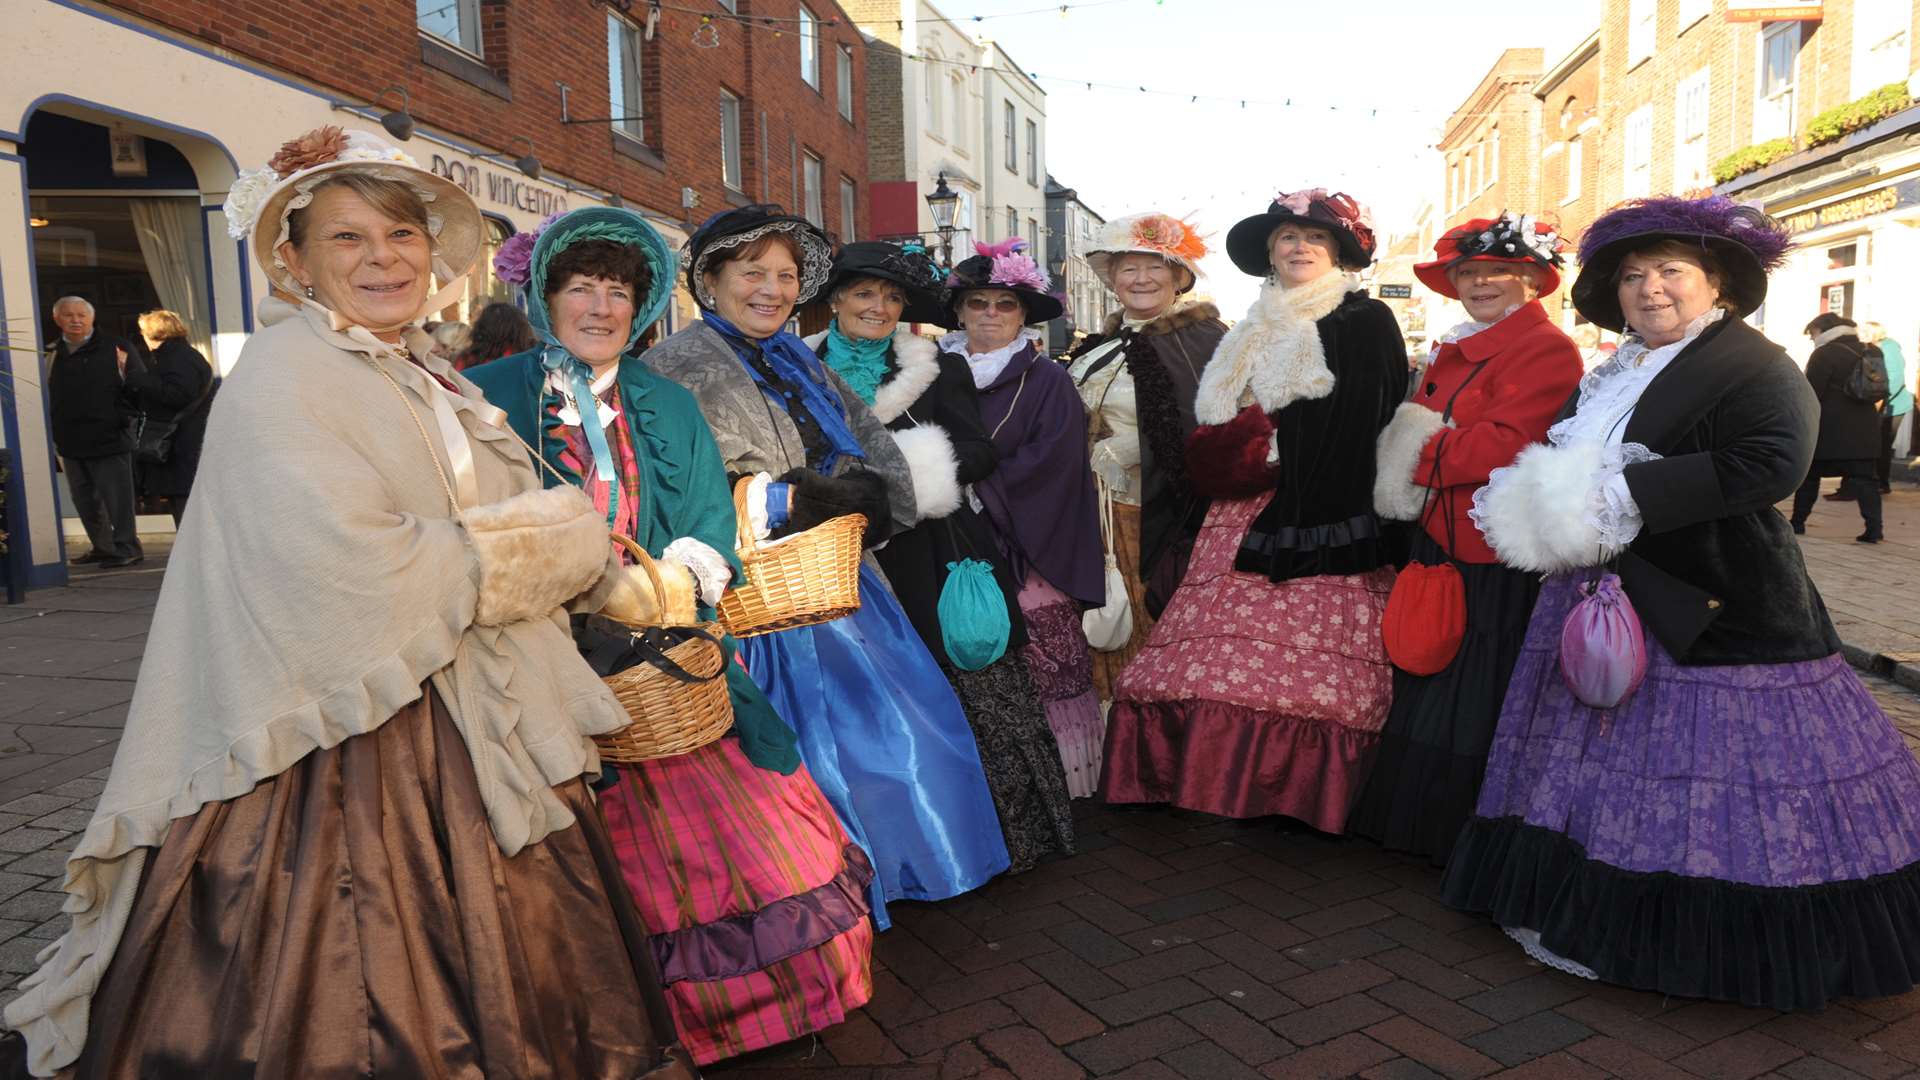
[1, 127, 690, 1078]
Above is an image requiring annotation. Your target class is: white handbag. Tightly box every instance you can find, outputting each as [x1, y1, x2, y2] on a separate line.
[1082, 475, 1135, 651]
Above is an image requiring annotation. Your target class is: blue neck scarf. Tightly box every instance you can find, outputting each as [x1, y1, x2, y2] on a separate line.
[537, 342, 620, 526]
[703, 312, 866, 475]
[821, 321, 892, 407]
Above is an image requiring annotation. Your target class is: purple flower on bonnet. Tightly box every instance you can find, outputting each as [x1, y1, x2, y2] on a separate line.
[492, 211, 568, 287]
[969, 237, 1050, 292]
[1578, 195, 1792, 271]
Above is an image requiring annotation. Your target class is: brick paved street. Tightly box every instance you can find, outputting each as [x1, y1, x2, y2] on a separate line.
[3, 489, 1920, 1077]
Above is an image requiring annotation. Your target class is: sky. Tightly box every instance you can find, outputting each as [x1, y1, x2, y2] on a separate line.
[942, 0, 1603, 315]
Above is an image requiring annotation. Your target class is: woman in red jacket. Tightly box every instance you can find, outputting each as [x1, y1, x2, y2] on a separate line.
[1346, 213, 1582, 864]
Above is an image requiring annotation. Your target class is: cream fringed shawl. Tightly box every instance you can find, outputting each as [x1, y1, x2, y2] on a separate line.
[5, 300, 627, 1076]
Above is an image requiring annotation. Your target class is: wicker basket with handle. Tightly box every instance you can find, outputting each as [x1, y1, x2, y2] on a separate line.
[715, 475, 865, 637]
[591, 535, 735, 763]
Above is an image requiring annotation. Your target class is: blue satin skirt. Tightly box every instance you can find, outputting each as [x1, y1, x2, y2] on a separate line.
[738, 564, 1010, 929]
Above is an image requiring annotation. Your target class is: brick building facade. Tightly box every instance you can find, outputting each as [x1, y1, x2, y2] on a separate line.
[0, 0, 870, 590]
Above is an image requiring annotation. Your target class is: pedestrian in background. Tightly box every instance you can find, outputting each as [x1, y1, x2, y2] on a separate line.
[1791, 313, 1884, 543]
[45, 295, 143, 567]
[1864, 321, 1909, 493]
[455, 299, 536, 369]
[125, 309, 214, 526]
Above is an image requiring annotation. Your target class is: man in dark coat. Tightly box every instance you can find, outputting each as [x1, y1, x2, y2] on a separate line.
[1790, 312, 1883, 543]
[45, 296, 143, 566]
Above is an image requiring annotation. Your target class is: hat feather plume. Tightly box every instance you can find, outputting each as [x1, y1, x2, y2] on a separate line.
[1579, 195, 1792, 271]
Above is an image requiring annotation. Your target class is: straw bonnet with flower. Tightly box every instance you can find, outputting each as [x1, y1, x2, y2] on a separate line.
[2, 126, 692, 1078]
[1065, 211, 1228, 703]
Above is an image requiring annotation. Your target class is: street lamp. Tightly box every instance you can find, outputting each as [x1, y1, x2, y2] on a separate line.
[925, 172, 959, 268]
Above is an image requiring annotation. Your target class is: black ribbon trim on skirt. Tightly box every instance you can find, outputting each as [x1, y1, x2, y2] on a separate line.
[1440, 814, 1920, 1011]
[1232, 510, 1402, 583]
[650, 843, 875, 984]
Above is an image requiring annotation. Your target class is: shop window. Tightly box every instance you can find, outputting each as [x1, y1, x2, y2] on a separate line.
[802, 151, 824, 227]
[799, 6, 819, 89]
[720, 91, 744, 192]
[1822, 280, 1855, 318]
[418, 0, 482, 57]
[607, 11, 645, 142]
[840, 177, 857, 242]
[466, 216, 516, 320]
[837, 45, 855, 121]
[1756, 22, 1801, 142]
[1828, 243, 1859, 269]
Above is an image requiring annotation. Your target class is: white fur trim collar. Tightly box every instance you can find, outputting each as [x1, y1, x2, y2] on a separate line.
[1813, 325, 1858, 349]
[1194, 272, 1361, 425]
[872, 329, 940, 423]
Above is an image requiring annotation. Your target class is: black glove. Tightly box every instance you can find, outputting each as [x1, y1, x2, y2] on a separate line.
[777, 467, 891, 547]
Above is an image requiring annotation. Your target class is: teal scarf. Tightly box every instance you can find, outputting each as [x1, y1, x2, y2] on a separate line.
[821, 321, 893, 406]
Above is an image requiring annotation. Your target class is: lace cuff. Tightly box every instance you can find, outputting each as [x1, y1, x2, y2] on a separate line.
[663, 537, 733, 607]
[1585, 442, 1661, 553]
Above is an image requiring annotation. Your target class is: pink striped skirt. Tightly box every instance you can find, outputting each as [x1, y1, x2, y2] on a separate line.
[597, 737, 875, 1065]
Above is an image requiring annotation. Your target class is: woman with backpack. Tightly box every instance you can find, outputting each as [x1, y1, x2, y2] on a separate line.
[1790, 312, 1884, 543]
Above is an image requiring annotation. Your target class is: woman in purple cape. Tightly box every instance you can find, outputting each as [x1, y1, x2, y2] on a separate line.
[1445, 195, 1920, 1009]
[938, 239, 1107, 798]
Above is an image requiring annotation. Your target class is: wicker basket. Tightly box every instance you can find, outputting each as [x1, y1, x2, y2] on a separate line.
[716, 475, 865, 637]
[592, 536, 735, 764]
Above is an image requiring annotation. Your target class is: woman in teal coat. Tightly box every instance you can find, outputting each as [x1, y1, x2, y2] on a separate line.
[467, 206, 874, 1065]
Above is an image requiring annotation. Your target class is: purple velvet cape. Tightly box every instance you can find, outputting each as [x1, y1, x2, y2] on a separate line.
[958, 340, 1106, 607]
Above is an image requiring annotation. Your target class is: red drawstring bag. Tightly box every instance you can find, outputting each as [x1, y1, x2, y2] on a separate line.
[1382, 427, 1470, 676]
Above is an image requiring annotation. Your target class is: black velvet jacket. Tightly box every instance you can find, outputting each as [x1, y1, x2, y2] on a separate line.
[1225, 292, 1409, 581]
[1614, 316, 1841, 665]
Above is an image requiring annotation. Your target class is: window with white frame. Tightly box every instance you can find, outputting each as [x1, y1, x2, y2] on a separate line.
[837, 45, 854, 120]
[1565, 135, 1582, 203]
[799, 5, 819, 89]
[949, 73, 967, 142]
[1853, 0, 1911, 97]
[1623, 105, 1653, 198]
[1674, 67, 1711, 192]
[716, 0, 736, 10]
[1676, 0, 1709, 33]
[1025, 119, 1038, 185]
[1628, 0, 1656, 66]
[802, 152, 824, 226]
[840, 177, 857, 242]
[954, 189, 974, 249]
[607, 12, 644, 141]
[418, 0, 481, 56]
[1756, 21, 1801, 141]
[1489, 127, 1499, 186]
[1004, 102, 1017, 171]
[720, 91, 743, 191]
[1006, 206, 1017, 240]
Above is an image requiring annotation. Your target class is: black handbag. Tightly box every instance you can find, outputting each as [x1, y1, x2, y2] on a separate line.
[129, 368, 215, 464]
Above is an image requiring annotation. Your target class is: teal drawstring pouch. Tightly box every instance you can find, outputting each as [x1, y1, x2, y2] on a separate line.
[937, 558, 1010, 671]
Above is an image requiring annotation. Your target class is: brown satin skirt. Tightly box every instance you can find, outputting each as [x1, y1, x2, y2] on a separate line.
[70, 686, 682, 1080]
[1089, 501, 1155, 702]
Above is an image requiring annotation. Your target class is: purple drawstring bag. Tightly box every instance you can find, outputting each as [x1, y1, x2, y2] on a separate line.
[1558, 573, 1648, 711]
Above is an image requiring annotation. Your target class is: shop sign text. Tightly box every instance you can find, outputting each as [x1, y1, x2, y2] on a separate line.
[430, 154, 570, 218]
[1779, 179, 1918, 235]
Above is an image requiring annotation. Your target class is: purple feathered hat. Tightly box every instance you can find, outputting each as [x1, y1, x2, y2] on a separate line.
[1571, 195, 1793, 331]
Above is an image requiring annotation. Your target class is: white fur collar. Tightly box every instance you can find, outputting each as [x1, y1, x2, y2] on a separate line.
[1813, 325, 1858, 349]
[1194, 272, 1362, 425]
[872, 329, 940, 422]
[800, 325, 940, 422]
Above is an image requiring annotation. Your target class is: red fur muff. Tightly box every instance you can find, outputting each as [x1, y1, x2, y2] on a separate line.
[1185, 404, 1280, 499]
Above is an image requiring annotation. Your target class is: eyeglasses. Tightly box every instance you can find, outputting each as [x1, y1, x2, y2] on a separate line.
[963, 296, 1023, 313]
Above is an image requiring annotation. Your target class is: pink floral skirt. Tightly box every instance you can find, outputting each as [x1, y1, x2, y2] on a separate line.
[1101, 493, 1395, 831]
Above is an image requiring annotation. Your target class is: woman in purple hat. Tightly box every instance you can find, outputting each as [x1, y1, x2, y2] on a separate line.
[1445, 196, 1920, 1009]
[1100, 190, 1408, 832]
